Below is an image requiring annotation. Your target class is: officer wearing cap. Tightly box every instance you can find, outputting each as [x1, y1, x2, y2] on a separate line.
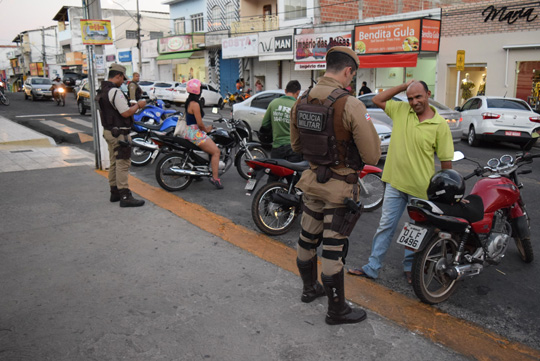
[290, 46, 381, 325]
[97, 63, 147, 207]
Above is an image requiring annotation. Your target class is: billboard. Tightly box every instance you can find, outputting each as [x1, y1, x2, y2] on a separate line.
[80, 19, 113, 45]
[294, 32, 352, 70]
[159, 35, 193, 54]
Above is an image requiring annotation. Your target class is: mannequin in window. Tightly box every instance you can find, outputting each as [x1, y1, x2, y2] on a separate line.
[460, 73, 475, 102]
[477, 74, 486, 96]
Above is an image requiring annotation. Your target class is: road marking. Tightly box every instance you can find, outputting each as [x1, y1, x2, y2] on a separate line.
[16, 113, 80, 118]
[96, 170, 540, 361]
[78, 133, 93, 143]
[64, 117, 92, 128]
[40, 120, 81, 134]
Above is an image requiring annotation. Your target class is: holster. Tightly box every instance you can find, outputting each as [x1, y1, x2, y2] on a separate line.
[326, 207, 362, 237]
[316, 166, 333, 183]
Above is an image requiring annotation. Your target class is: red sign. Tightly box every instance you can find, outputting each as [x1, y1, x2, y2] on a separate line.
[421, 19, 440, 52]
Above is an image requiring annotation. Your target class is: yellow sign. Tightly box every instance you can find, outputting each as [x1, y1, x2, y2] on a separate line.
[80, 19, 113, 45]
[456, 50, 465, 71]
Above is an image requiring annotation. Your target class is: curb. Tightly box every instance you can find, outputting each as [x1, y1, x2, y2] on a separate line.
[0, 116, 56, 147]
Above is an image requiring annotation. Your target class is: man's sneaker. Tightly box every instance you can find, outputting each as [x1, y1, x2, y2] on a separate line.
[209, 177, 224, 189]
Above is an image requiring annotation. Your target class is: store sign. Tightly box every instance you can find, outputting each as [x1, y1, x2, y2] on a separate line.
[66, 52, 83, 65]
[80, 19, 113, 45]
[106, 54, 116, 62]
[456, 50, 465, 71]
[259, 30, 293, 61]
[482, 5, 538, 24]
[421, 19, 440, 52]
[293, 32, 352, 70]
[354, 19, 424, 54]
[141, 39, 159, 58]
[159, 35, 193, 54]
[118, 51, 132, 62]
[222, 35, 258, 59]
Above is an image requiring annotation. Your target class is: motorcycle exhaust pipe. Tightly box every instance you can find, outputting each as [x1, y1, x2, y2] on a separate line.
[164, 167, 210, 177]
[132, 138, 159, 151]
[445, 263, 483, 281]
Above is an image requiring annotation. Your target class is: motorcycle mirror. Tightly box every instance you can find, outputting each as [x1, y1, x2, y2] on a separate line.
[452, 151, 465, 162]
[212, 107, 219, 114]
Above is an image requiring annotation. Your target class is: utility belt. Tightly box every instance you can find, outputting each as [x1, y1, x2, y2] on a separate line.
[108, 127, 131, 137]
[315, 165, 358, 184]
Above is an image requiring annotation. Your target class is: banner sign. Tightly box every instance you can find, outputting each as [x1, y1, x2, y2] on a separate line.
[118, 51, 132, 62]
[159, 35, 193, 54]
[141, 39, 159, 58]
[353, 18, 440, 55]
[294, 32, 352, 70]
[222, 35, 259, 59]
[106, 54, 116, 62]
[259, 30, 293, 61]
[80, 19, 113, 45]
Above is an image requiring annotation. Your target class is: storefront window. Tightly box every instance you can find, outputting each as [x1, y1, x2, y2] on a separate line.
[516, 61, 540, 112]
[445, 65, 486, 107]
[284, 0, 306, 21]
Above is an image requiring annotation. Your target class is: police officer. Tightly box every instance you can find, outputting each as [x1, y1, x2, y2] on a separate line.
[128, 72, 143, 101]
[290, 46, 381, 325]
[97, 64, 146, 207]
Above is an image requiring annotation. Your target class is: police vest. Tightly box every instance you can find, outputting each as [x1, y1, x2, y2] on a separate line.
[97, 81, 132, 130]
[296, 88, 363, 170]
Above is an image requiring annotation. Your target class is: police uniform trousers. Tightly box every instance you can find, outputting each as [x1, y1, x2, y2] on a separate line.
[297, 170, 356, 276]
[103, 129, 131, 190]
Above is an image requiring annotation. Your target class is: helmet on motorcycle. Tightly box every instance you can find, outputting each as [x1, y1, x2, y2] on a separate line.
[186, 79, 201, 95]
[427, 169, 465, 205]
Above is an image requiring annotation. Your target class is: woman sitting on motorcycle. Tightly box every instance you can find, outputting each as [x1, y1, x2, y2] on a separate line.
[184, 78, 223, 189]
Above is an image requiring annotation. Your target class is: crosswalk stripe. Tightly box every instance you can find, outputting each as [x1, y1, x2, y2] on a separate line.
[40, 120, 81, 134]
[64, 117, 93, 129]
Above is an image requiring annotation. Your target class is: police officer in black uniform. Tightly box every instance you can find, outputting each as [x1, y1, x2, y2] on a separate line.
[290, 46, 381, 325]
[97, 64, 146, 207]
[128, 72, 143, 102]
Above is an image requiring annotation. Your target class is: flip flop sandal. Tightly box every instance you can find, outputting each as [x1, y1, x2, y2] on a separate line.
[347, 268, 373, 279]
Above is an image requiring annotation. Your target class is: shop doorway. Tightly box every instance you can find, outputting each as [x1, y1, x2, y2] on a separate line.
[446, 65, 487, 108]
[516, 61, 540, 112]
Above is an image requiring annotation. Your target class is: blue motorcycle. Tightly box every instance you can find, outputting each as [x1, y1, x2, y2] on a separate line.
[132, 99, 177, 132]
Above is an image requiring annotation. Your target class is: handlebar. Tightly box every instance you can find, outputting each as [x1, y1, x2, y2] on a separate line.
[463, 152, 539, 180]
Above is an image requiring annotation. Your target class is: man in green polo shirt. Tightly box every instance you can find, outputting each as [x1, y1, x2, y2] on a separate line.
[260, 80, 302, 162]
[348, 80, 454, 284]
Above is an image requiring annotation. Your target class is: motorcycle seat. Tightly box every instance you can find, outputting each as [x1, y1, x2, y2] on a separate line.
[433, 194, 484, 224]
[258, 158, 310, 172]
[134, 121, 161, 131]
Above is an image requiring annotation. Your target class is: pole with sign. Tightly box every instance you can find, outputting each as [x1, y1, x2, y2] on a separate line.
[455, 50, 465, 108]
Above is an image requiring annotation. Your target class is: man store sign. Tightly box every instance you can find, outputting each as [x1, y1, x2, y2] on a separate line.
[259, 30, 293, 61]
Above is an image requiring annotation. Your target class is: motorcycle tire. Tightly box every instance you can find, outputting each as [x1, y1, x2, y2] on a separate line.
[514, 206, 533, 263]
[251, 181, 299, 236]
[359, 173, 384, 212]
[61, 96, 65, 107]
[236, 146, 268, 180]
[0, 95, 9, 106]
[155, 152, 193, 192]
[131, 136, 154, 167]
[78, 101, 87, 115]
[412, 234, 459, 304]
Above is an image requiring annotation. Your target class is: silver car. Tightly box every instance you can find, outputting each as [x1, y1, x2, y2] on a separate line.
[233, 89, 391, 159]
[357, 94, 463, 143]
[456, 96, 540, 150]
[23, 77, 53, 101]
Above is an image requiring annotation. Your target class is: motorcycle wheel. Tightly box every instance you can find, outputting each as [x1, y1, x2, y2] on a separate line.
[359, 173, 384, 212]
[252, 182, 299, 236]
[155, 152, 193, 192]
[61, 96, 65, 107]
[0, 95, 9, 106]
[412, 234, 459, 304]
[131, 136, 154, 167]
[236, 146, 268, 180]
[514, 207, 533, 263]
[78, 101, 87, 115]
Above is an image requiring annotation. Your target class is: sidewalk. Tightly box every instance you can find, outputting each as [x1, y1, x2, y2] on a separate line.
[0, 120, 473, 360]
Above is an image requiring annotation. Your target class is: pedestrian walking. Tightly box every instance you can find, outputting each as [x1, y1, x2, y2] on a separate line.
[359, 81, 372, 95]
[290, 46, 381, 325]
[347, 80, 454, 284]
[97, 63, 147, 207]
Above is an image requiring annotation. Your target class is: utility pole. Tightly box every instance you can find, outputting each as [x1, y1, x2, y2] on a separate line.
[41, 27, 47, 77]
[136, 0, 142, 75]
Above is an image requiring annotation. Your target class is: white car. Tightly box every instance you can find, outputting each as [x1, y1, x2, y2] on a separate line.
[150, 81, 179, 103]
[172, 83, 223, 107]
[138, 80, 156, 99]
[457, 96, 540, 150]
[233, 89, 391, 159]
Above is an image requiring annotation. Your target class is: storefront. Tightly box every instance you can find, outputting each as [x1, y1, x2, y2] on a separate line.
[222, 34, 259, 91]
[156, 34, 207, 83]
[256, 29, 294, 90]
[437, 0, 540, 109]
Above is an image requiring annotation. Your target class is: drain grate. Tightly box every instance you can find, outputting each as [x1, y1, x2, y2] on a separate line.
[10, 149, 34, 153]
[63, 158, 92, 164]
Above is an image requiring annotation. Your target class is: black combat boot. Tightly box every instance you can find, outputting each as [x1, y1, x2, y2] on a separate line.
[297, 257, 326, 303]
[321, 270, 367, 325]
[119, 189, 145, 207]
[110, 186, 121, 202]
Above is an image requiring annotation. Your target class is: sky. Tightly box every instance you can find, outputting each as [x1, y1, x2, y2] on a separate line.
[0, 0, 169, 45]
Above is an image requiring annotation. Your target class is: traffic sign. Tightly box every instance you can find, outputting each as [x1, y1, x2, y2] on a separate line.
[456, 50, 465, 71]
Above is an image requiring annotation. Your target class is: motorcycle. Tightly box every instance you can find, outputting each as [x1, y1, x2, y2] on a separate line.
[244, 158, 385, 235]
[0, 81, 9, 106]
[53, 86, 66, 106]
[221, 91, 237, 109]
[132, 99, 176, 127]
[398, 149, 539, 304]
[154, 116, 268, 191]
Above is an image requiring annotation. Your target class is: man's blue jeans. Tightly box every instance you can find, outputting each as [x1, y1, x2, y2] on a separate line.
[362, 183, 415, 279]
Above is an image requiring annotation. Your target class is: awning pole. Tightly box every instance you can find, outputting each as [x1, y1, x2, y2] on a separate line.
[455, 70, 461, 108]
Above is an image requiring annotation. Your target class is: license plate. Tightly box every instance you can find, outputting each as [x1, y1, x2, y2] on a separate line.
[396, 222, 427, 250]
[244, 178, 257, 191]
[505, 131, 521, 137]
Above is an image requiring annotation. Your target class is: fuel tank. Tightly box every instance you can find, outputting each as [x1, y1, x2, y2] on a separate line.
[470, 175, 520, 213]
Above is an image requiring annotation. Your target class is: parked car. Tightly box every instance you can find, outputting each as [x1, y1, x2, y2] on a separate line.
[23, 77, 53, 101]
[171, 83, 223, 107]
[63, 72, 87, 92]
[138, 80, 156, 99]
[150, 81, 179, 103]
[233, 89, 391, 159]
[357, 93, 463, 143]
[76, 78, 91, 115]
[456, 96, 540, 150]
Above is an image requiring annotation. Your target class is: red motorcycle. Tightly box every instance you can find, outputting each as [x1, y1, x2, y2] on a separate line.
[244, 158, 384, 235]
[398, 150, 538, 304]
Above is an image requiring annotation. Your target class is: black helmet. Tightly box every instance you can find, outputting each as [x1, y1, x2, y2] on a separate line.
[427, 169, 465, 205]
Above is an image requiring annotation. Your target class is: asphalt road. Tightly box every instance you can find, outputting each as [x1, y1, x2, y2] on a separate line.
[3, 91, 540, 351]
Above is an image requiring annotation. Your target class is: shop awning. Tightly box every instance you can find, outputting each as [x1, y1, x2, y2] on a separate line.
[156, 52, 193, 61]
[358, 53, 418, 68]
